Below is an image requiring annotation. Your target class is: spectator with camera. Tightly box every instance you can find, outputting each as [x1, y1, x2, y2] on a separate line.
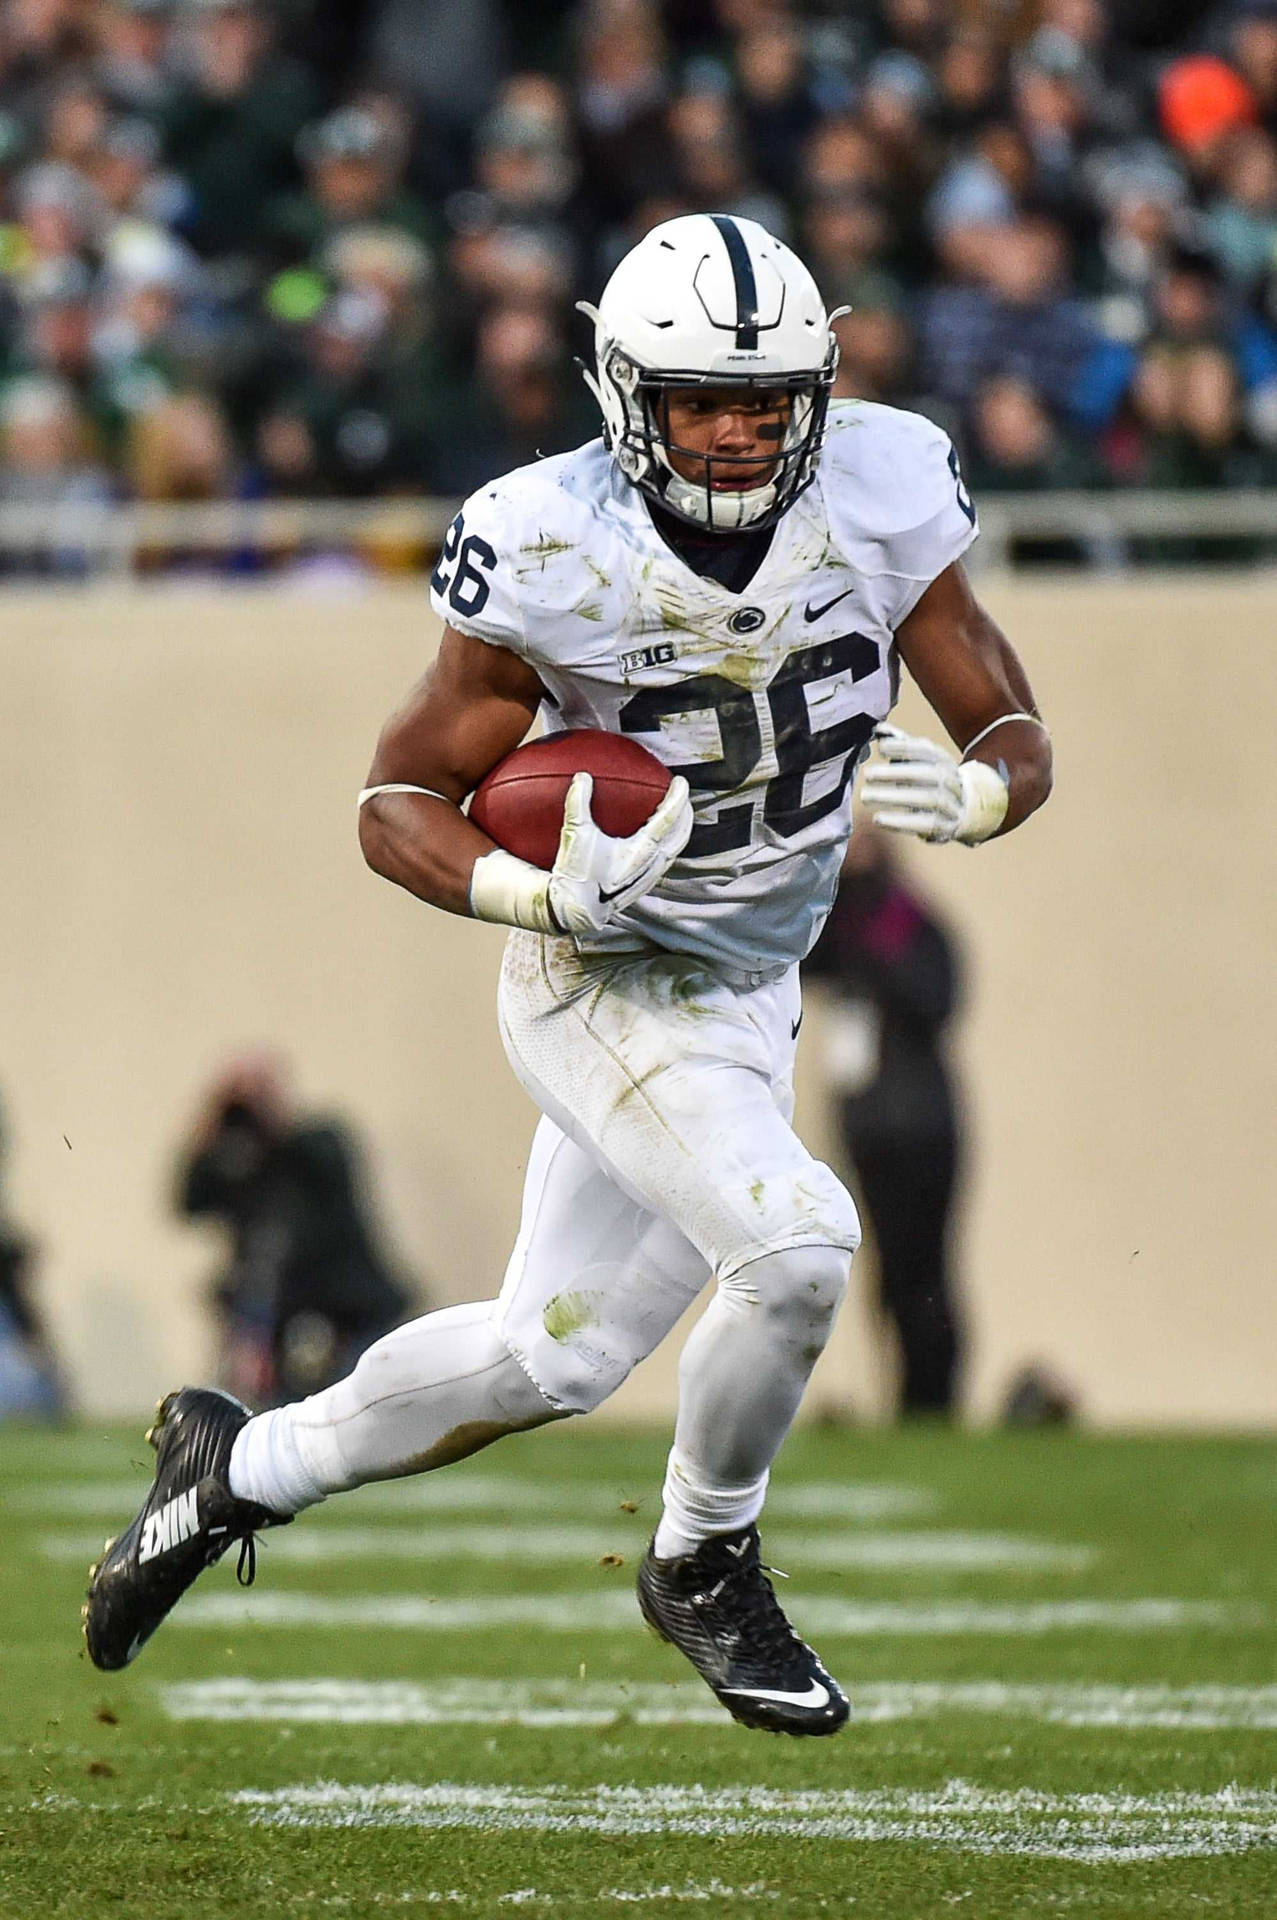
[175, 1051, 413, 1406]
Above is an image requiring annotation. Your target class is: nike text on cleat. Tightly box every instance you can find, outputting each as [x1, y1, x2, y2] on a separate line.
[81, 1385, 289, 1672]
[636, 1524, 849, 1736]
[803, 588, 853, 622]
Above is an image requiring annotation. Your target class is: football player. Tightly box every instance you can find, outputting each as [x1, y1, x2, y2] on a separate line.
[85, 215, 1051, 1734]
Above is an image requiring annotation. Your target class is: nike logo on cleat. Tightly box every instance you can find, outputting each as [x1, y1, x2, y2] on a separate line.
[722, 1679, 831, 1709]
[803, 589, 852, 622]
[791, 1012, 803, 1040]
[138, 1488, 201, 1563]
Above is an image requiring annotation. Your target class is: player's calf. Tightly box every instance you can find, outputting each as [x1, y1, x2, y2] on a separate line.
[82, 1386, 288, 1671]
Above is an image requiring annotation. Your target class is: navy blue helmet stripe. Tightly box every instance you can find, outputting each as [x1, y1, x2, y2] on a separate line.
[709, 214, 759, 349]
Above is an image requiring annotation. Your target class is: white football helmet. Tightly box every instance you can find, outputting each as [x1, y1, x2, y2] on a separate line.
[578, 213, 840, 532]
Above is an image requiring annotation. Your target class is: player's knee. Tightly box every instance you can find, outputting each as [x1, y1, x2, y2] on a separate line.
[723, 1242, 852, 1349]
[493, 1309, 627, 1418]
[781, 1243, 852, 1334]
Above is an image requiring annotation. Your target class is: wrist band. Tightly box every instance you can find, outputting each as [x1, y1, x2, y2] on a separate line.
[469, 847, 559, 933]
[955, 759, 1010, 845]
[960, 712, 1048, 760]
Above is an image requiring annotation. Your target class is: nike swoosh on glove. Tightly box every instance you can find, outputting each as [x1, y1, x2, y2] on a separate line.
[861, 723, 1008, 845]
[548, 770, 693, 934]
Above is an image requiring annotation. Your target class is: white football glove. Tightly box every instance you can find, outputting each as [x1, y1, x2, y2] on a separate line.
[547, 770, 693, 934]
[862, 723, 1009, 845]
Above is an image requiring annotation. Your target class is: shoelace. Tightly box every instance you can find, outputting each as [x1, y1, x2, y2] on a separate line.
[235, 1534, 258, 1587]
[700, 1552, 801, 1663]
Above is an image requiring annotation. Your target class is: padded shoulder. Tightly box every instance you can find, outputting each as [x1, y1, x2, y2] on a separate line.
[428, 441, 614, 658]
[817, 401, 978, 596]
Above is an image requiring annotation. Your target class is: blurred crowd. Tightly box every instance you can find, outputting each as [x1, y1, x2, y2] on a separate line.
[2, 0, 1277, 539]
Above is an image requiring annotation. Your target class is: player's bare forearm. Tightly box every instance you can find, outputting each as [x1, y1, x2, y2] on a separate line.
[359, 790, 499, 916]
[358, 626, 544, 915]
[894, 562, 1052, 835]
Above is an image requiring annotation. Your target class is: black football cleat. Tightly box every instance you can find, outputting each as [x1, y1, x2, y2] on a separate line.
[82, 1386, 289, 1671]
[636, 1524, 849, 1736]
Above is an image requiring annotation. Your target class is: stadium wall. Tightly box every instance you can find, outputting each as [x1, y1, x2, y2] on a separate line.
[3, 578, 1273, 1426]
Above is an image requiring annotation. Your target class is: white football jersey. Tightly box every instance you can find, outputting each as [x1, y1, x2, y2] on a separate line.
[429, 400, 978, 979]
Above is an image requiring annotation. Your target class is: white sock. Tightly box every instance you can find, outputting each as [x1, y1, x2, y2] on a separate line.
[653, 1452, 768, 1559]
[229, 1403, 327, 1515]
[228, 1300, 558, 1516]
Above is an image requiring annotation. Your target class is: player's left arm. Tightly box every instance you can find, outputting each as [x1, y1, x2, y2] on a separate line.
[868, 561, 1053, 843]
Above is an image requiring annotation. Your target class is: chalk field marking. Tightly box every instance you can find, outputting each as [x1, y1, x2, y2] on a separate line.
[162, 1678, 725, 1727]
[39, 1525, 1089, 1574]
[171, 1592, 1248, 1636]
[786, 1532, 1092, 1572]
[160, 1677, 1277, 1731]
[226, 1780, 1277, 1860]
[15, 1476, 935, 1523]
[763, 1484, 939, 1522]
[41, 1525, 641, 1566]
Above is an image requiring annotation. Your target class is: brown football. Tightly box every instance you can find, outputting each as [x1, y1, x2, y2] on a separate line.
[469, 729, 673, 871]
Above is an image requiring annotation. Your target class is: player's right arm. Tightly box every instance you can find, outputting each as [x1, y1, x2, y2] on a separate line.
[358, 624, 546, 917]
[358, 625, 693, 932]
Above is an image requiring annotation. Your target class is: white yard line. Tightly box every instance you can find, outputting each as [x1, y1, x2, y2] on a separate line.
[785, 1533, 1093, 1571]
[170, 1592, 1248, 1635]
[225, 1780, 1277, 1860]
[160, 1676, 1277, 1731]
[39, 1525, 1090, 1573]
[766, 1485, 939, 1521]
[41, 1525, 644, 1564]
[14, 1476, 936, 1522]
[162, 1677, 725, 1726]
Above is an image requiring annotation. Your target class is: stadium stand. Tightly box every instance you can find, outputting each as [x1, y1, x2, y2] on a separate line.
[1, 0, 1276, 569]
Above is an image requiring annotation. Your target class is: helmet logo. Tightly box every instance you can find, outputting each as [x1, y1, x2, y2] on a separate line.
[728, 606, 766, 635]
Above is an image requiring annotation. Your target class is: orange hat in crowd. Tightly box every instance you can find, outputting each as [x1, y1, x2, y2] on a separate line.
[1160, 54, 1258, 153]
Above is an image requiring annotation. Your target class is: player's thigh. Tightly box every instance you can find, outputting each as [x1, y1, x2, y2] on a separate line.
[496, 1114, 710, 1413]
[498, 933, 859, 1280]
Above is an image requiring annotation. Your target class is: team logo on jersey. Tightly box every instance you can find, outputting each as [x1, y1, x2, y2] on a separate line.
[620, 642, 677, 674]
[727, 606, 766, 635]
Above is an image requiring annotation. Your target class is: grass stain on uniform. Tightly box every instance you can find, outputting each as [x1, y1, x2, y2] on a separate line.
[542, 1292, 599, 1343]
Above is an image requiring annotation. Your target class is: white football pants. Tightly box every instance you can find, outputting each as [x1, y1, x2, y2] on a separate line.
[231, 933, 860, 1540]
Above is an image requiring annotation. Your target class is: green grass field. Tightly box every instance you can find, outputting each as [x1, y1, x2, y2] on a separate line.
[2, 1418, 1276, 1918]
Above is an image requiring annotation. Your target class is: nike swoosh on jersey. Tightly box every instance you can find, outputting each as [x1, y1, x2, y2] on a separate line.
[721, 1679, 831, 1709]
[803, 588, 853, 622]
